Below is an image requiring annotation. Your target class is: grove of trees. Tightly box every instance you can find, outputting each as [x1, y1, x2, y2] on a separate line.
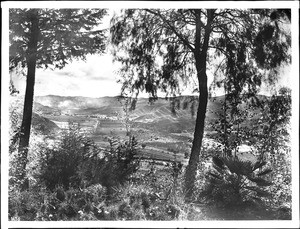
[7, 7, 295, 221]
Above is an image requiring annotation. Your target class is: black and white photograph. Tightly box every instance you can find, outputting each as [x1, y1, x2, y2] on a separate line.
[1, 1, 299, 228]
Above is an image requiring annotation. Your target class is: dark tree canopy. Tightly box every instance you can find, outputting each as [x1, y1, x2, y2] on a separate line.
[10, 8, 107, 71]
[111, 9, 290, 99]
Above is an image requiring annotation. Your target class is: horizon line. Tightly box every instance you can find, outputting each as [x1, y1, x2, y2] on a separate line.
[11, 93, 276, 99]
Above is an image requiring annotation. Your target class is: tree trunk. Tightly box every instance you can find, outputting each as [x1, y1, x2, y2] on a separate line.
[184, 60, 208, 200]
[17, 10, 39, 190]
[184, 9, 214, 201]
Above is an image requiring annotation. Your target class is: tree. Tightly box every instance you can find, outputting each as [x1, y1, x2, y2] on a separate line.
[110, 8, 291, 200]
[9, 8, 107, 190]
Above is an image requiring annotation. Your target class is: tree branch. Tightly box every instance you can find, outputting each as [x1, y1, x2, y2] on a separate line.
[145, 9, 195, 52]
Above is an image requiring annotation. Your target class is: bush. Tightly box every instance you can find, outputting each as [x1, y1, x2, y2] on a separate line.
[9, 189, 40, 220]
[199, 156, 273, 208]
[93, 135, 140, 194]
[9, 183, 108, 221]
[39, 124, 97, 190]
[39, 125, 140, 195]
[108, 181, 184, 220]
[264, 147, 292, 219]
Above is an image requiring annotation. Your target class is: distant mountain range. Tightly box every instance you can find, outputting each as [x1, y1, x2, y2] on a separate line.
[10, 94, 268, 137]
[33, 94, 222, 114]
[33, 94, 265, 119]
[9, 94, 273, 162]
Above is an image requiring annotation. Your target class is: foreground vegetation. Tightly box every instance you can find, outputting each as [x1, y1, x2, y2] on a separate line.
[9, 88, 292, 221]
[9, 97, 292, 221]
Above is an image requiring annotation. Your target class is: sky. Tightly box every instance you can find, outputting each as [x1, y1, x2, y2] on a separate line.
[12, 53, 123, 98]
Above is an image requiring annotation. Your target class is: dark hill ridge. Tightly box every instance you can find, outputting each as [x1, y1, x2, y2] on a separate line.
[31, 112, 60, 135]
[11, 98, 59, 135]
[10, 96, 59, 135]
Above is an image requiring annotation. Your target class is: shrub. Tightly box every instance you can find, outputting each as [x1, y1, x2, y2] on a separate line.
[39, 124, 97, 190]
[39, 124, 140, 195]
[199, 156, 273, 208]
[9, 126, 50, 190]
[264, 147, 292, 219]
[9, 189, 39, 220]
[92, 135, 140, 196]
[110, 181, 185, 220]
[9, 183, 108, 221]
[42, 184, 107, 221]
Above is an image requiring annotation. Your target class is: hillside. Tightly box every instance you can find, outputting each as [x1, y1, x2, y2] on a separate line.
[34, 95, 225, 121]
[9, 96, 60, 135]
[31, 112, 60, 135]
[10, 94, 268, 161]
[33, 94, 266, 133]
[12, 94, 268, 134]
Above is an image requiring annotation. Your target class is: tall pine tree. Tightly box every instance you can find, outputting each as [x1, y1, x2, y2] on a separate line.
[9, 8, 107, 190]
